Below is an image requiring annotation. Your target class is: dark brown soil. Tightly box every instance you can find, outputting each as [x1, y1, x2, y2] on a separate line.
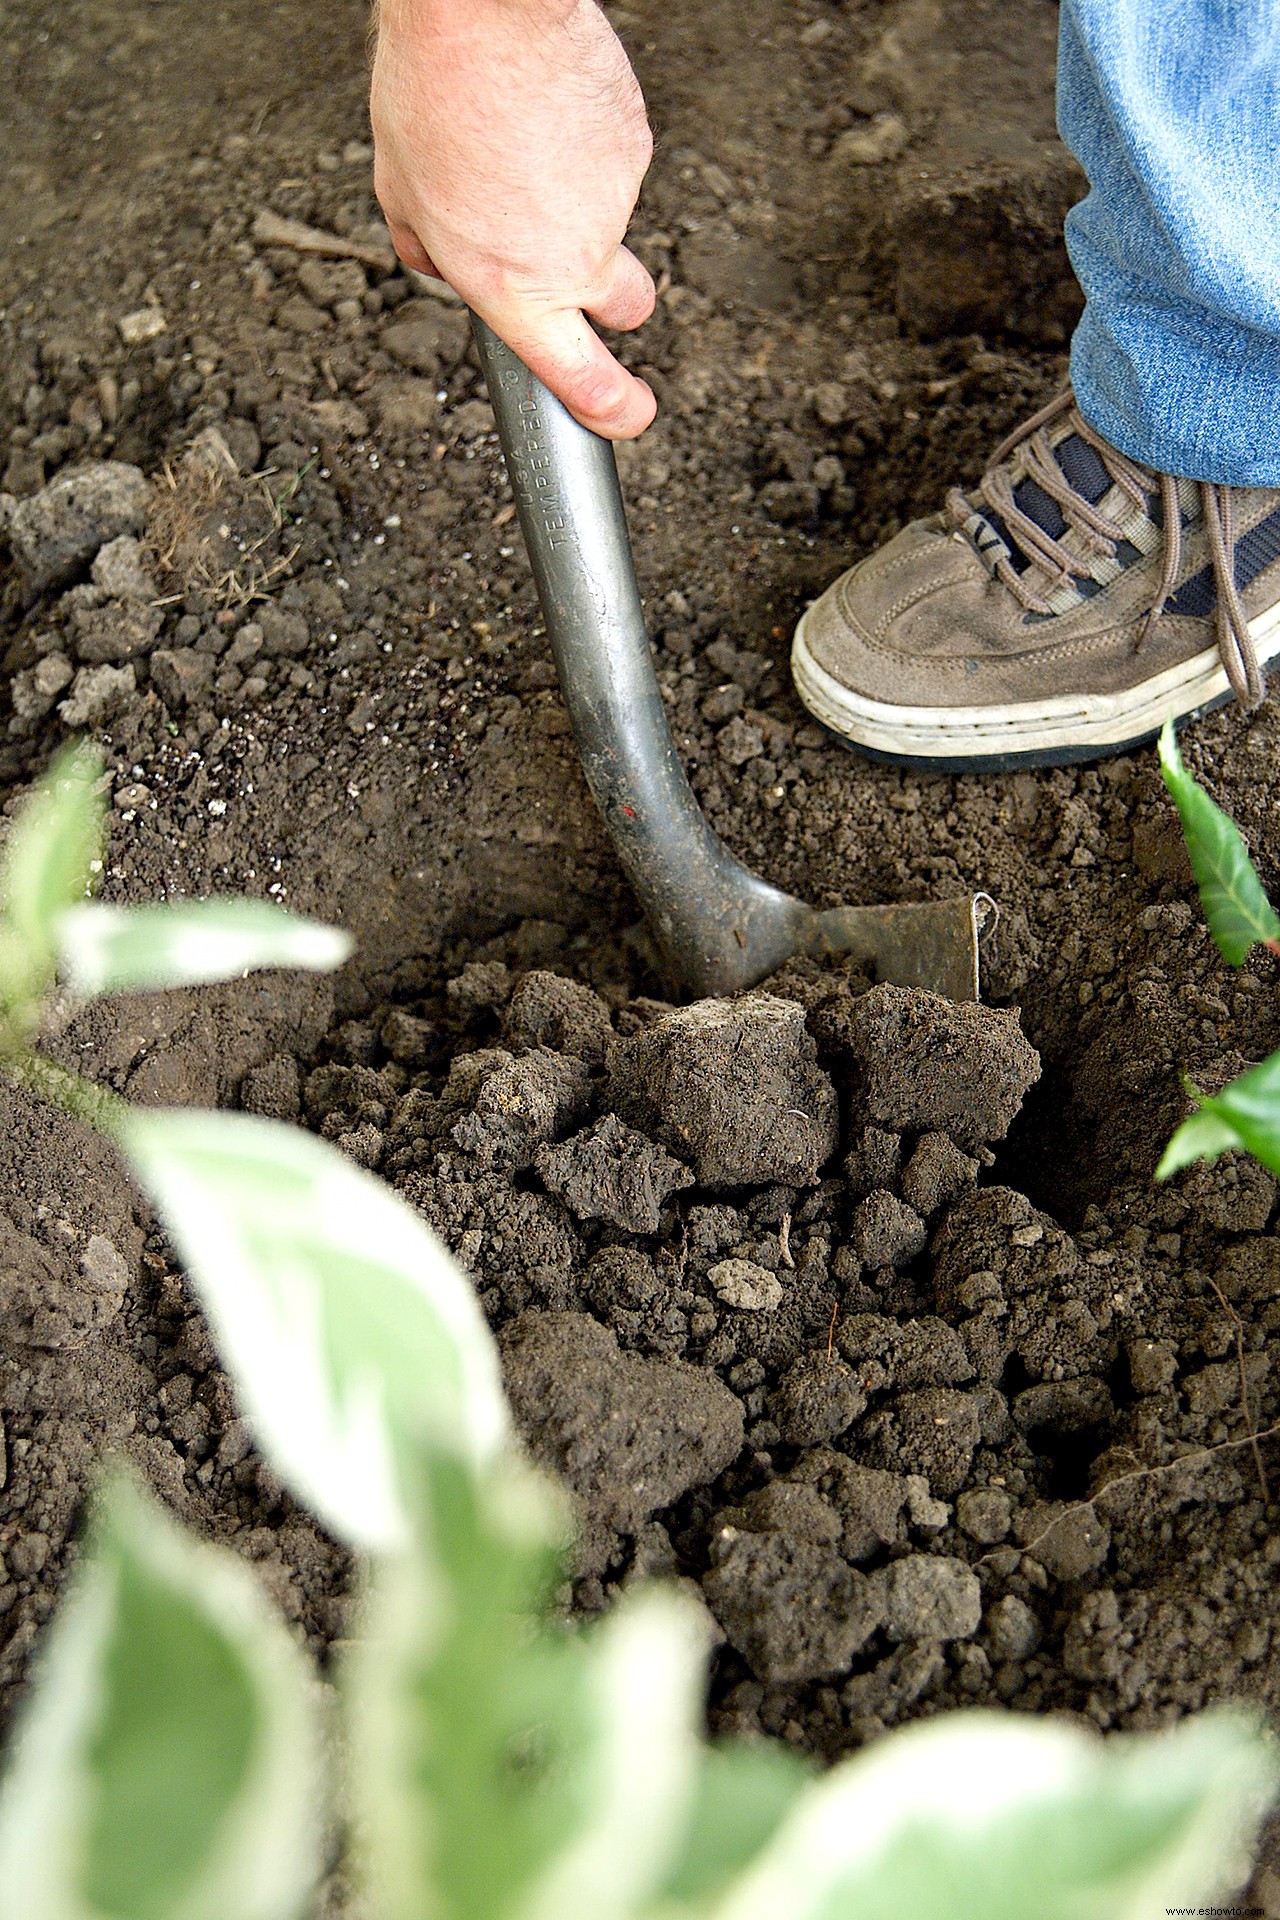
[3, 0, 1280, 1906]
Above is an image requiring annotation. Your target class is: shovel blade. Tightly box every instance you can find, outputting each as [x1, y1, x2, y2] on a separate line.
[804, 894, 993, 1003]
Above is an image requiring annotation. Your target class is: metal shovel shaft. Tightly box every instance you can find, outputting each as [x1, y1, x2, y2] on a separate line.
[471, 315, 985, 1001]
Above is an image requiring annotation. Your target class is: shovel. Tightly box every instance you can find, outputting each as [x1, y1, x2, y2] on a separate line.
[470, 315, 990, 1002]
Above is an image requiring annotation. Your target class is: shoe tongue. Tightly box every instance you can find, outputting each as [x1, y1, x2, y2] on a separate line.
[984, 432, 1113, 572]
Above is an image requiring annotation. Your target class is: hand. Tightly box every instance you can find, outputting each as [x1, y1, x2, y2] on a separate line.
[371, 0, 658, 439]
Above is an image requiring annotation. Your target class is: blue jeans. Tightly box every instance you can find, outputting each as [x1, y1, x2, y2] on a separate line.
[1060, 0, 1280, 487]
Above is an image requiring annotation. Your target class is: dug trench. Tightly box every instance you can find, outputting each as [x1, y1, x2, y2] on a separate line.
[3, 0, 1280, 1903]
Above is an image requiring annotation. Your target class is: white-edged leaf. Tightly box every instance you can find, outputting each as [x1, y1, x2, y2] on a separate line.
[349, 1450, 583, 1920]
[706, 1708, 1276, 1920]
[1159, 719, 1280, 966]
[518, 1584, 710, 1920]
[57, 898, 353, 995]
[120, 1107, 509, 1551]
[0, 743, 103, 1011]
[0, 1472, 320, 1920]
[654, 1740, 814, 1908]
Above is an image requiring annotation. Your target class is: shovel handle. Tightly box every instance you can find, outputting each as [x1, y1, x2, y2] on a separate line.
[471, 313, 810, 994]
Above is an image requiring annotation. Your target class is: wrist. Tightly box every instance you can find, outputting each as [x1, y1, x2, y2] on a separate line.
[375, 0, 584, 34]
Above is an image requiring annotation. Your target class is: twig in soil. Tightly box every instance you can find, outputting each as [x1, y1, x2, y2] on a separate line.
[1206, 1273, 1269, 1500]
[826, 1299, 838, 1363]
[778, 1211, 795, 1270]
[978, 1421, 1280, 1572]
[251, 207, 397, 273]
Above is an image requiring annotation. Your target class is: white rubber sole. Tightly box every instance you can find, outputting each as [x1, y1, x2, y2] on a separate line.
[791, 597, 1280, 769]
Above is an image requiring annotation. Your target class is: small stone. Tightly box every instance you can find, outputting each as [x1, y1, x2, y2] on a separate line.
[58, 662, 136, 727]
[708, 1258, 784, 1313]
[118, 307, 167, 344]
[871, 1553, 981, 1642]
[956, 1485, 1013, 1545]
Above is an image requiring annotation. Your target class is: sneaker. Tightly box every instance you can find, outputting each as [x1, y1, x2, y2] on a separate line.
[791, 390, 1280, 770]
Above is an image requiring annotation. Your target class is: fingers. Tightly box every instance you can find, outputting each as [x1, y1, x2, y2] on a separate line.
[584, 245, 656, 333]
[496, 304, 657, 441]
[385, 220, 444, 282]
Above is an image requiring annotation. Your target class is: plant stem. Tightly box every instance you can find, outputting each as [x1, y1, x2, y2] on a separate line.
[0, 1043, 128, 1136]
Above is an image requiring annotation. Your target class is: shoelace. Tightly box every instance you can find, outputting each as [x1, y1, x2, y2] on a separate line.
[943, 389, 1265, 708]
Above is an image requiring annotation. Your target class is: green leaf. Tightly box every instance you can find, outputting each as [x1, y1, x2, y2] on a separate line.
[706, 1709, 1277, 1920]
[120, 1107, 510, 1552]
[0, 1473, 320, 1920]
[1157, 1049, 1280, 1182]
[352, 1451, 708, 1920]
[57, 898, 353, 995]
[1159, 718, 1280, 965]
[1157, 1104, 1242, 1180]
[0, 743, 104, 1016]
[656, 1740, 814, 1907]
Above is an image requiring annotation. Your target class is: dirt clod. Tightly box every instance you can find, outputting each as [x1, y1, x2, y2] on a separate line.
[500, 1312, 744, 1532]
[871, 1554, 982, 1643]
[6, 461, 150, 595]
[703, 1531, 881, 1683]
[535, 1114, 693, 1234]
[845, 986, 1041, 1149]
[607, 992, 839, 1188]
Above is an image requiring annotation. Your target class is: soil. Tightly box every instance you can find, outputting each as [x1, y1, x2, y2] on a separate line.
[3, 0, 1280, 1906]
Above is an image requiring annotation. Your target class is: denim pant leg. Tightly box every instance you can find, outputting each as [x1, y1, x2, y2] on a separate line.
[1059, 0, 1280, 487]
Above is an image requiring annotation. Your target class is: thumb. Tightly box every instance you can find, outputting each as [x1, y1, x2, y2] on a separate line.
[492, 305, 657, 441]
